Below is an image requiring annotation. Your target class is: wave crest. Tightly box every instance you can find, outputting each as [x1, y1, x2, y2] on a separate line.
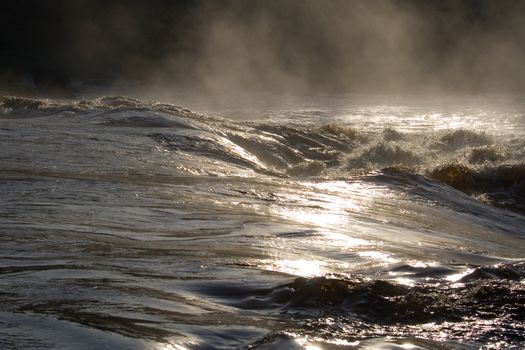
[3, 95, 524, 213]
[428, 163, 525, 212]
[439, 129, 492, 150]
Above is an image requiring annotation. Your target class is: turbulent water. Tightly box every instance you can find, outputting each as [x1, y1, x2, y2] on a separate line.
[1, 94, 524, 349]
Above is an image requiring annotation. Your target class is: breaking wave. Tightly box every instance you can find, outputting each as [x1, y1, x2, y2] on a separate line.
[2, 95, 524, 213]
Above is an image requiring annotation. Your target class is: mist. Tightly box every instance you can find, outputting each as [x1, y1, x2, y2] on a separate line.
[2, 0, 525, 97]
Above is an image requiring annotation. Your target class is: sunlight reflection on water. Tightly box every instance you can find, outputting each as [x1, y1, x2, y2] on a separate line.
[261, 258, 327, 277]
[446, 268, 475, 282]
[358, 251, 399, 264]
[272, 181, 385, 229]
[158, 343, 189, 350]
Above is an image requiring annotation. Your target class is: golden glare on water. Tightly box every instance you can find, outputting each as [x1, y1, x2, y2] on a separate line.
[358, 251, 399, 264]
[291, 335, 361, 349]
[386, 260, 440, 286]
[260, 232, 371, 276]
[278, 208, 346, 227]
[391, 276, 416, 286]
[259, 227, 371, 277]
[272, 181, 383, 229]
[321, 230, 370, 249]
[156, 342, 189, 350]
[294, 337, 323, 350]
[261, 258, 326, 277]
[446, 268, 475, 282]
[261, 180, 393, 278]
[399, 343, 422, 349]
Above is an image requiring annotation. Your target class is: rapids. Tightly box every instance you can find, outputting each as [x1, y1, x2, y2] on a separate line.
[1, 95, 524, 349]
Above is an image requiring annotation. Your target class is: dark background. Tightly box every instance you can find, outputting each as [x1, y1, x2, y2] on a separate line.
[1, 0, 525, 96]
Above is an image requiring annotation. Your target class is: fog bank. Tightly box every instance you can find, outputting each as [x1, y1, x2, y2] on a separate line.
[1, 0, 525, 96]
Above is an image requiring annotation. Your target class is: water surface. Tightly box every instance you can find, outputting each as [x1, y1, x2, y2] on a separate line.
[1, 95, 524, 349]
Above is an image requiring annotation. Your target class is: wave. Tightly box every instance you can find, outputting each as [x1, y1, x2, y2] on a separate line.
[196, 263, 525, 347]
[428, 163, 525, 213]
[2, 95, 524, 213]
[438, 129, 493, 150]
[207, 262, 525, 317]
[1, 95, 146, 113]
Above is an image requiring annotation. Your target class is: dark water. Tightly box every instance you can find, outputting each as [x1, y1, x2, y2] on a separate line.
[1, 95, 524, 349]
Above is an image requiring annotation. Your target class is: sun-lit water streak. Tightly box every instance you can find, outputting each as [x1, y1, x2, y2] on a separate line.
[446, 268, 475, 282]
[271, 181, 385, 229]
[358, 251, 399, 264]
[260, 258, 327, 277]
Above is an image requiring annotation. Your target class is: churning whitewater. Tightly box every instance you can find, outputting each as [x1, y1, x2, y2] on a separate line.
[1, 95, 524, 349]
